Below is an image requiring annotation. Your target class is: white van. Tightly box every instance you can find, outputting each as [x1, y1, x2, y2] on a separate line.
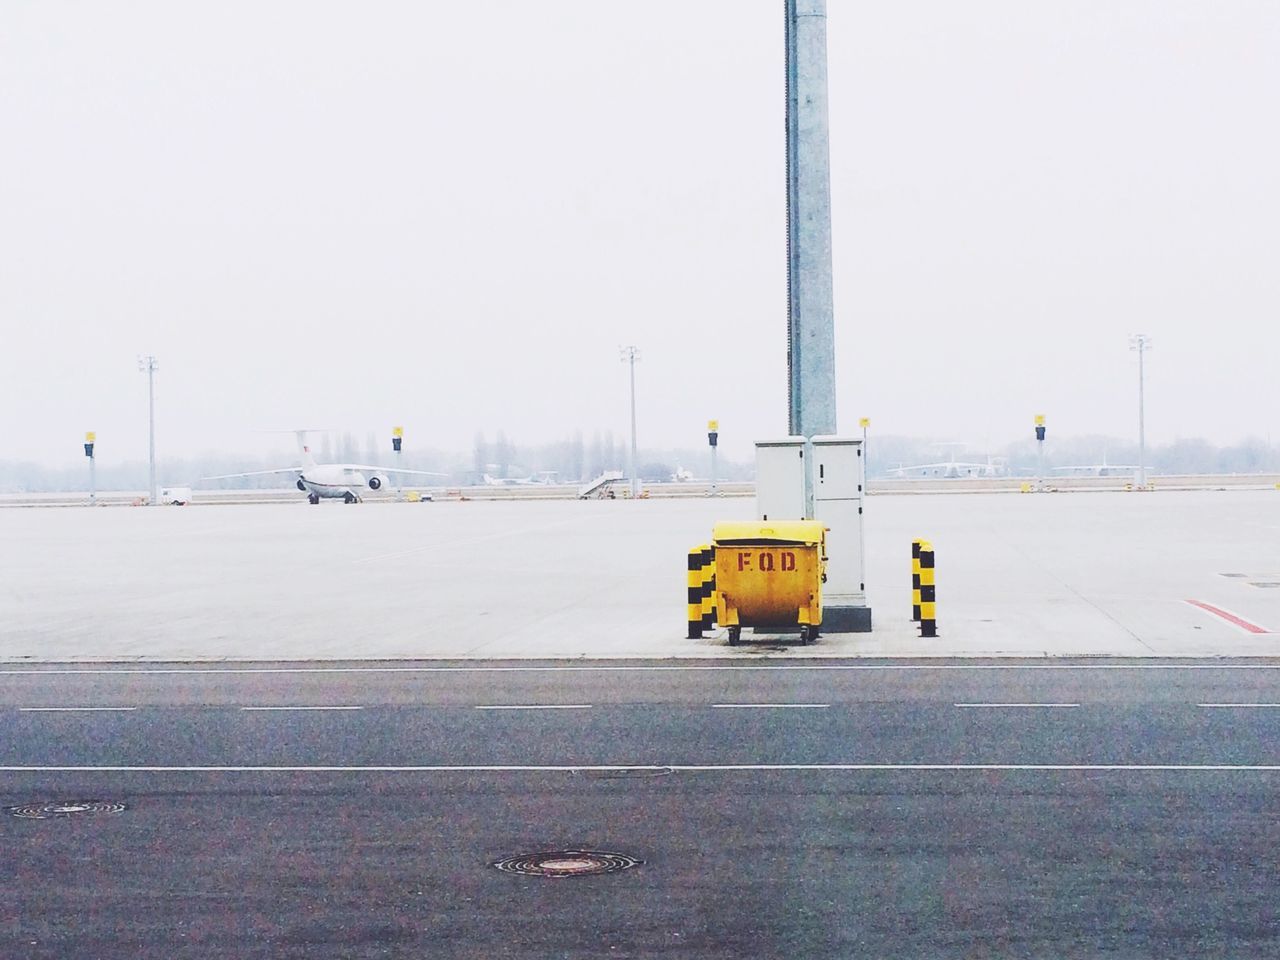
[160, 486, 192, 505]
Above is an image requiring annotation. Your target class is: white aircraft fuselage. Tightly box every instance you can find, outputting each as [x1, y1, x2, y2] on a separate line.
[199, 432, 445, 504]
[296, 464, 386, 503]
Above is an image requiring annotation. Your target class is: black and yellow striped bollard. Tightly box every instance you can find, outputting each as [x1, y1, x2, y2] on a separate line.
[687, 545, 715, 638]
[918, 541, 937, 637]
[911, 538, 922, 622]
[701, 547, 717, 632]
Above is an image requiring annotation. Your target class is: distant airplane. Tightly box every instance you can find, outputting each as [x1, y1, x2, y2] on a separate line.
[669, 466, 705, 482]
[1053, 454, 1140, 478]
[201, 431, 446, 504]
[481, 471, 559, 486]
[482, 473, 536, 486]
[887, 445, 1009, 479]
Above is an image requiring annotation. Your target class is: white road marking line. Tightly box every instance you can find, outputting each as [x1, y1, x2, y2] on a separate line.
[240, 706, 364, 712]
[0, 763, 1276, 773]
[17, 707, 137, 712]
[1198, 703, 1280, 708]
[475, 704, 591, 711]
[4, 663, 1280, 675]
[955, 703, 1080, 709]
[711, 703, 829, 709]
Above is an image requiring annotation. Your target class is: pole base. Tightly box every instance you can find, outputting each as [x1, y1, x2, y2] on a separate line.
[820, 604, 873, 633]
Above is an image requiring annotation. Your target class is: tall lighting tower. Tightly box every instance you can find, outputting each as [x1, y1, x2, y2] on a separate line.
[1129, 334, 1152, 488]
[620, 346, 640, 499]
[785, 0, 837, 442]
[138, 354, 159, 505]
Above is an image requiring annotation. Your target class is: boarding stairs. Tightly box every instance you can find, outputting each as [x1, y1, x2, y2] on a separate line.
[577, 470, 625, 499]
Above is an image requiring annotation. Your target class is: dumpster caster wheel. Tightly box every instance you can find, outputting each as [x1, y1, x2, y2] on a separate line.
[800, 625, 816, 644]
[727, 626, 741, 646]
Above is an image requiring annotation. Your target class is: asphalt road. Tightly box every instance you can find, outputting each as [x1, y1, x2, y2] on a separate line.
[2, 659, 1279, 958]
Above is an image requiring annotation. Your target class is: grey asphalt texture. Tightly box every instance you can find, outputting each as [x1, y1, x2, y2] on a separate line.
[2, 660, 1278, 958]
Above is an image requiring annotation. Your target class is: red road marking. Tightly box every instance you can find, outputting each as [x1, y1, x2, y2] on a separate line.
[1186, 600, 1270, 635]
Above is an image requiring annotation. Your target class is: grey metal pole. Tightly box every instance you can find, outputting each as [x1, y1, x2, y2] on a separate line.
[621, 346, 640, 498]
[1032, 416, 1047, 490]
[89, 452, 96, 505]
[707, 419, 719, 497]
[785, 0, 837, 442]
[139, 355, 158, 505]
[1137, 343, 1147, 488]
[148, 369, 156, 504]
[393, 426, 404, 500]
[629, 355, 638, 499]
[1130, 334, 1151, 488]
[784, 1, 870, 632]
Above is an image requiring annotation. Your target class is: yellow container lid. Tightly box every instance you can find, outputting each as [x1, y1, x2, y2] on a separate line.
[712, 520, 825, 546]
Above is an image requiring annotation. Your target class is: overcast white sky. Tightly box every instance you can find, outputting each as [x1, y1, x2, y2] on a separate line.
[2, 1, 1277, 467]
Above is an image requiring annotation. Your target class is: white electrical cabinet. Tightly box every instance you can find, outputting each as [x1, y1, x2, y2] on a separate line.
[813, 438, 864, 500]
[755, 438, 807, 521]
[755, 435, 868, 621]
[812, 436, 865, 601]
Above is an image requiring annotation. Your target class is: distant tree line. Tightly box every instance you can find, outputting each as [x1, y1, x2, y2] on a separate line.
[4, 433, 1274, 493]
[468, 430, 754, 485]
[0, 430, 753, 492]
[866, 434, 1280, 479]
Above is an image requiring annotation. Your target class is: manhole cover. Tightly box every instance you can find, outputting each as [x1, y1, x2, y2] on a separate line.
[7, 801, 127, 820]
[579, 767, 674, 780]
[492, 850, 642, 878]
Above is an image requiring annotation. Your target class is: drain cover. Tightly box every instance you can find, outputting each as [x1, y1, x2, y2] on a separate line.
[7, 801, 127, 819]
[492, 850, 642, 878]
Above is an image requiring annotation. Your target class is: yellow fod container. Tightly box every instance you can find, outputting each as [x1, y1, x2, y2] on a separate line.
[712, 520, 826, 646]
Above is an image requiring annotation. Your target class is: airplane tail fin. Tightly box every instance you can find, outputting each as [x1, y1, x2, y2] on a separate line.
[295, 431, 318, 470]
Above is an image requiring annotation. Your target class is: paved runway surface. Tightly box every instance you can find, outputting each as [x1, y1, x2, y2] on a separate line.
[3, 659, 1279, 958]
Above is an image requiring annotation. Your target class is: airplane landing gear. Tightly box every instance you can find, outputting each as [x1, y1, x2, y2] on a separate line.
[343, 492, 357, 504]
[308, 493, 320, 505]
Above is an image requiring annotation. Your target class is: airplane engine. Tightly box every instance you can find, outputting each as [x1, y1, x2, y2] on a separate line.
[367, 475, 387, 491]
[296, 479, 307, 491]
